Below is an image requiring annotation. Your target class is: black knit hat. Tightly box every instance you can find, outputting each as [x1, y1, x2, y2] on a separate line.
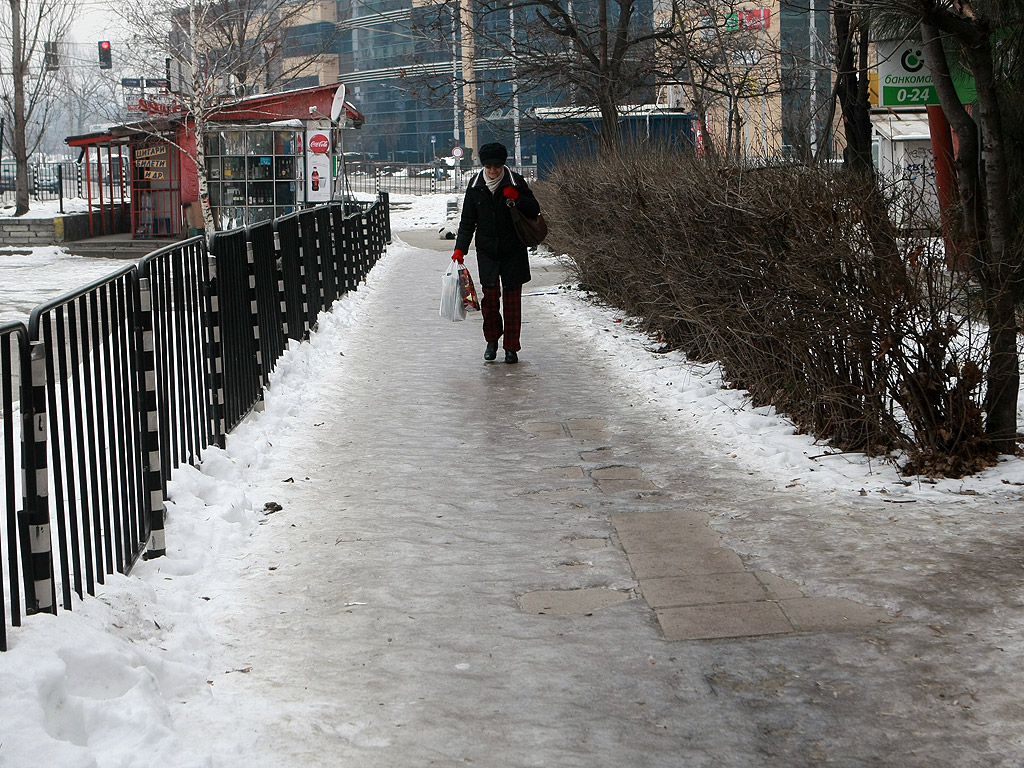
[478, 142, 508, 166]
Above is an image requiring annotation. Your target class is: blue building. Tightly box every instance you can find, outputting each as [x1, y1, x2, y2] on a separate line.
[278, 0, 658, 164]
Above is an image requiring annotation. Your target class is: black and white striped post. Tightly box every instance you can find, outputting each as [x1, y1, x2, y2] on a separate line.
[138, 278, 166, 559]
[206, 255, 227, 448]
[273, 228, 290, 342]
[380, 191, 392, 245]
[246, 239, 266, 392]
[298, 223, 311, 337]
[23, 342, 54, 614]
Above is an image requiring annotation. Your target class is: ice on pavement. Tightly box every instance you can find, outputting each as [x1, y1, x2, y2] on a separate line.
[0, 192, 1022, 767]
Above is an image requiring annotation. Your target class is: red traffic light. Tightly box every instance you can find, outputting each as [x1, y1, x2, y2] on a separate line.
[98, 40, 112, 69]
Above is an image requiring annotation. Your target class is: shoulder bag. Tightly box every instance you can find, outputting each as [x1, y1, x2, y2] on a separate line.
[506, 199, 548, 247]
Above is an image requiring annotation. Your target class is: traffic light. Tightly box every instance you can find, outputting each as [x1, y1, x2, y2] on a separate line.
[44, 41, 59, 71]
[98, 40, 112, 69]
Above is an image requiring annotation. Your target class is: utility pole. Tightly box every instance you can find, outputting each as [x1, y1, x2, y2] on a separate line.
[11, 0, 30, 214]
[460, 0, 478, 157]
[510, 1, 522, 166]
[808, 0, 817, 158]
[452, 4, 460, 145]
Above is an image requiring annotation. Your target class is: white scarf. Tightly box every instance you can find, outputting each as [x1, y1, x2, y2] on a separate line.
[483, 167, 506, 194]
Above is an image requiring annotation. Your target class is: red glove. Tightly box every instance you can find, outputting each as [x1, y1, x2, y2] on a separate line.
[503, 186, 519, 200]
[452, 249, 465, 263]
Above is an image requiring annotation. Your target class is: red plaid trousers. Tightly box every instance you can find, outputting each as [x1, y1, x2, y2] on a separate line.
[481, 282, 522, 352]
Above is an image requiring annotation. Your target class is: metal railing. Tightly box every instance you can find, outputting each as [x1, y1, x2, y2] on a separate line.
[0, 323, 32, 652]
[29, 266, 151, 607]
[0, 195, 390, 647]
[0, 160, 130, 206]
[341, 163, 537, 196]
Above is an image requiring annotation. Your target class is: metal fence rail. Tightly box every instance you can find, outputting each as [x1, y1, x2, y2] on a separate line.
[0, 196, 390, 648]
[28, 268, 151, 609]
[1, 323, 32, 652]
[341, 163, 537, 197]
[139, 239, 216, 497]
[1, 160, 131, 207]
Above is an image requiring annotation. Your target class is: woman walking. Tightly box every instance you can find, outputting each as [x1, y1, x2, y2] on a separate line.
[451, 142, 541, 364]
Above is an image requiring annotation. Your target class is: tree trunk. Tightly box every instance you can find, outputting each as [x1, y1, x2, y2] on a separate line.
[965, 39, 1020, 452]
[191, 0, 216, 238]
[597, 80, 620, 153]
[833, 2, 871, 172]
[193, 115, 216, 238]
[10, 0, 30, 215]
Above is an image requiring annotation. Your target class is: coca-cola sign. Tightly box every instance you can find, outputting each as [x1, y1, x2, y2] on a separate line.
[308, 133, 330, 154]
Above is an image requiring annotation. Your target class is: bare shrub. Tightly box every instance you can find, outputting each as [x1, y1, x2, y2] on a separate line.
[542, 148, 998, 476]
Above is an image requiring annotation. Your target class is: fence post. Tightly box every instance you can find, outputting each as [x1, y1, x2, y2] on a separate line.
[138, 278, 166, 560]
[380, 191, 391, 245]
[246, 237, 265, 390]
[22, 342, 55, 615]
[206, 255, 227, 448]
[273, 228, 290, 341]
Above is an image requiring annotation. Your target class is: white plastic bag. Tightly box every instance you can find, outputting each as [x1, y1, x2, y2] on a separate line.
[439, 262, 466, 322]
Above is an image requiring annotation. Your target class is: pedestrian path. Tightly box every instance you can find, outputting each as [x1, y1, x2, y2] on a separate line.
[168, 230, 1011, 767]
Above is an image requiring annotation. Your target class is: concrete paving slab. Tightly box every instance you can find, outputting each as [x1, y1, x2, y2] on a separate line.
[566, 418, 607, 431]
[518, 587, 633, 615]
[591, 465, 646, 480]
[640, 572, 769, 609]
[756, 570, 808, 600]
[569, 537, 609, 550]
[610, 509, 709, 532]
[657, 601, 794, 641]
[540, 465, 586, 479]
[596, 478, 660, 493]
[614, 522, 724, 553]
[565, 429, 606, 440]
[626, 547, 747, 578]
[779, 597, 894, 631]
[520, 421, 568, 438]
[515, 488, 593, 501]
[579, 447, 614, 461]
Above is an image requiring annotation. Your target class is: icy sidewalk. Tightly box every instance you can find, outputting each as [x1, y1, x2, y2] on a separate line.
[159, 235, 1021, 766]
[3, 225, 1020, 767]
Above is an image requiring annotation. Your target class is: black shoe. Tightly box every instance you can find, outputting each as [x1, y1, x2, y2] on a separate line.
[504, 350, 518, 364]
[484, 341, 498, 361]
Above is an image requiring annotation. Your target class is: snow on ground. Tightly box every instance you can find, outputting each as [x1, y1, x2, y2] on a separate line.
[0, 193, 450, 327]
[0, 197, 94, 219]
[0, 247, 138, 326]
[0, 192, 1021, 766]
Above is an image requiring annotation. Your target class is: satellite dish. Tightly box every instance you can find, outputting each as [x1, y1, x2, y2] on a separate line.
[330, 84, 347, 123]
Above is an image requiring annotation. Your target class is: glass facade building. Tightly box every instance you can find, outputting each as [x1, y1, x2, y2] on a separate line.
[278, 0, 657, 164]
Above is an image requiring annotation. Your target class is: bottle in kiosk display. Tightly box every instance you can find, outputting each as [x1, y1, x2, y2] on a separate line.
[311, 169, 320, 191]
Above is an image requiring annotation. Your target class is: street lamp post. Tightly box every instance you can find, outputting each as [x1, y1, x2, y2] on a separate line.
[510, 1, 522, 166]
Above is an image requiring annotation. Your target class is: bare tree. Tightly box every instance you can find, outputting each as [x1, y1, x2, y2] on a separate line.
[831, 0, 871, 171]
[53, 56, 122, 139]
[0, 0, 78, 214]
[830, 0, 1021, 452]
[655, 0, 783, 160]
[112, 0, 339, 235]
[412, 0, 670, 152]
[915, 2, 1021, 453]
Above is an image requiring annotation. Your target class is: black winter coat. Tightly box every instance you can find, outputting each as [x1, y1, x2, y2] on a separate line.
[454, 168, 541, 287]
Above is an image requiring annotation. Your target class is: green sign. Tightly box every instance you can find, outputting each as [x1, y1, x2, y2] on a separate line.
[877, 40, 976, 108]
